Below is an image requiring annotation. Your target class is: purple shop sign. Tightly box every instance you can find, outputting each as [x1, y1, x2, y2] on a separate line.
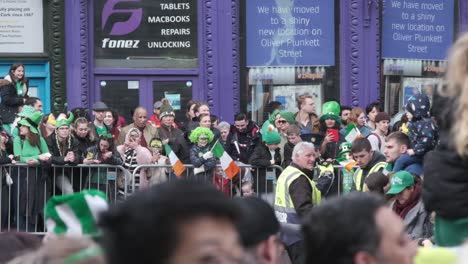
[246, 0, 335, 67]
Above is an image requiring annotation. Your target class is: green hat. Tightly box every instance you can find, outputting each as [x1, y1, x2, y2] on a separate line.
[18, 111, 43, 134]
[189, 127, 214, 144]
[268, 109, 281, 124]
[55, 112, 75, 128]
[44, 190, 109, 237]
[386, 171, 415, 195]
[159, 98, 175, 119]
[262, 129, 281, 145]
[319, 101, 341, 123]
[279, 111, 296, 124]
[338, 142, 352, 159]
[17, 105, 36, 118]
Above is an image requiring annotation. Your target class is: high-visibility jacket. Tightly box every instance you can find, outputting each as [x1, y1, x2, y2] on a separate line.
[353, 161, 387, 191]
[274, 166, 321, 245]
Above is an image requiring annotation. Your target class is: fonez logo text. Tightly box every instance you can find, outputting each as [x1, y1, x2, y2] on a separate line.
[102, 38, 140, 48]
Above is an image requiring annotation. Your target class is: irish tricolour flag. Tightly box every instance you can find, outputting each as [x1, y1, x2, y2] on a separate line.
[345, 124, 362, 143]
[336, 157, 358, 172]
[211, 140, 240, 179]
[164, 144, 186, 177]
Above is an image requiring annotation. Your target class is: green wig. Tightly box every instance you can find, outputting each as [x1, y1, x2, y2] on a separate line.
[189, 127, 214, 144]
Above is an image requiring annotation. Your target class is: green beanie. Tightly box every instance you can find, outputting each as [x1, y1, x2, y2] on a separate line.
[262, 129, 281, 145]
[320, 101, 341, 123]
[279, 111, 296, 124]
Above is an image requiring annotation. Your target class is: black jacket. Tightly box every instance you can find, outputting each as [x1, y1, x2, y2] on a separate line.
[0, 81, 23, 124]
[46, 132, 81, 165]
[249, 144, 281, 193]
[423, 93, 468, 218]
[227, 121, 261, 163]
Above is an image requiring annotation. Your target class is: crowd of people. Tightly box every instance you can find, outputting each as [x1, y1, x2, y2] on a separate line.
[1, 33, 468, 263]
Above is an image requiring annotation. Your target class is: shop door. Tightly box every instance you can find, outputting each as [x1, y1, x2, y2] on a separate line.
[94, 77, 195, 124]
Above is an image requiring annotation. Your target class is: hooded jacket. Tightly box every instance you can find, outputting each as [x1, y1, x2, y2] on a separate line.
[423, 92, 468, 218]
[405, 94, 437, 157]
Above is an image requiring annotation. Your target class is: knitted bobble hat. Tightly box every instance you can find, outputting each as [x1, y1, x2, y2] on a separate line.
[44, 190, 109, 237]
[159, 98, 175, 119]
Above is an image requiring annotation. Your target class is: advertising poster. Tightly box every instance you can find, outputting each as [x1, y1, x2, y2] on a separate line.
[0, 0, 43, 53]
[382, 0, 454, 60]
[94, 0, 197, 66]
[272, 85, 322, 114]
[246, 0, 335, 67]
[402, 77, 441, 106]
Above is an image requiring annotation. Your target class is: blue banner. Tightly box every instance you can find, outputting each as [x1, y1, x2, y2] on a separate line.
[246, 0, 335, 67]
[382, 0, 454, 60]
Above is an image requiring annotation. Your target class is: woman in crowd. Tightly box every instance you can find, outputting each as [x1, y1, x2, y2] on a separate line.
[39, 114, 56, 139]
[45, 113, 80, 194]
[83, 133, 123, 199]
[103, 110, 122, 143]
[0, 80, 24, 134]
[365, 101, 381, 130]
[72, 117, 96, 158]
[319, 101, 343, 161]
[4, 63, 28, 98]
[189, 127, 216, 180]
[117, 128, 152, 191]
[218, 121, 231, 151]
[13, 111, 51, 231]
[340, 107, 372, 138]
[198, 113, 221, 143]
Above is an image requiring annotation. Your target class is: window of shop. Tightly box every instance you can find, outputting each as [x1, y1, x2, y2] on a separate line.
[93, 0, 198, 69]
[240, 0, 339, 124]
[381, 0, 456, 116]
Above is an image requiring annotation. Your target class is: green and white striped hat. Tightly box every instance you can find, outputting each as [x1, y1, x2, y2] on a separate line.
[44, 190, 109, 237]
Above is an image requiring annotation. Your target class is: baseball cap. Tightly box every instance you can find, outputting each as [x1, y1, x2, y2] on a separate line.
[386, 171, 415, 195]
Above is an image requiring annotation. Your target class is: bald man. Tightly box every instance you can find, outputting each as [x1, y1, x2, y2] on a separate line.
[117, 106, 159, 148]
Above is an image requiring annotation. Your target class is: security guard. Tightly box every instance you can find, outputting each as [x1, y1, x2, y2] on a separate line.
[274, 142, 323, 263]
[351, 138, 386, 191]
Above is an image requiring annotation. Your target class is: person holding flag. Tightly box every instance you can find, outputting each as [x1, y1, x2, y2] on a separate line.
[189, 127, 217, 180]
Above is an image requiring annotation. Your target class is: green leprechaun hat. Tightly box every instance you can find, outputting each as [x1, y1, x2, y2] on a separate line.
[44, 190, 109, 237]
[319, 101, 341, 124]
[17, 111, 43, 134]
[55, 112, 75, 128]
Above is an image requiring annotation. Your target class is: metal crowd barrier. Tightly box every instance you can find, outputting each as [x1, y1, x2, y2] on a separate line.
[0, 164, 128, 234]
[130, 164, 285, 199]
[0, 162, 353, 233]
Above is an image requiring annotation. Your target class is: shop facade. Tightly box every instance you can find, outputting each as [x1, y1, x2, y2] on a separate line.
[0, 0, 467, 123]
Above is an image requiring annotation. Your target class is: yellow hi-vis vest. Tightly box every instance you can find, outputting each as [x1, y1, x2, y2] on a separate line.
[274, 166, 321, 225]
[353, 161, 387, 191]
